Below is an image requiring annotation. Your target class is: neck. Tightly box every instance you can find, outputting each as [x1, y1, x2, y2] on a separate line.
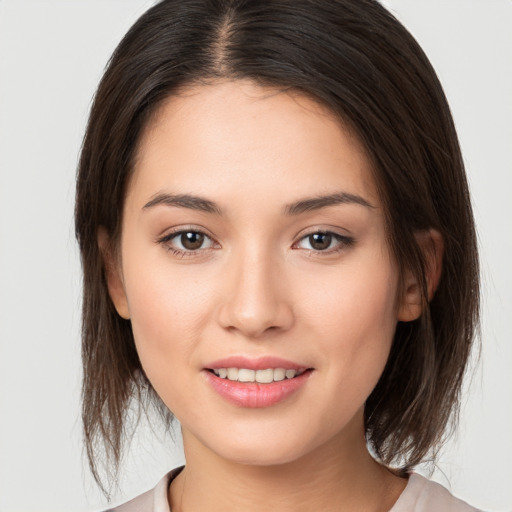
[169, 415, 406, 512]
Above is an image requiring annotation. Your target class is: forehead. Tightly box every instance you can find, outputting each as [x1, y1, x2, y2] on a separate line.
[129, 79, 380, 211]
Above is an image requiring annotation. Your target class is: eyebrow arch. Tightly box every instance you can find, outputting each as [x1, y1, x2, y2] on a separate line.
[284, 192, 375, 215]
[143, 193, 223, 215]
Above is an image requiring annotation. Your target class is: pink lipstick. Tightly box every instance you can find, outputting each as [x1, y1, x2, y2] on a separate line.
[203, 356, 313, 408]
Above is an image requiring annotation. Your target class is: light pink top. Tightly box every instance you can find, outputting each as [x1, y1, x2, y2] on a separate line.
[106, 467, 482, 512]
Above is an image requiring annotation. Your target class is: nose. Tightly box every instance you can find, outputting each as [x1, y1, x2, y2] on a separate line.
[216, 246, 294, 339]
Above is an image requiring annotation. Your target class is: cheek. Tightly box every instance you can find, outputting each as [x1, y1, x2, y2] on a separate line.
[121, 247, 217, 381]
[299, 257, 399, 341]
[296, 251, 399, 394]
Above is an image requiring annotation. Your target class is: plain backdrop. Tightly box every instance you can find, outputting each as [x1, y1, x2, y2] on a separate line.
[0, 1, 511, 511]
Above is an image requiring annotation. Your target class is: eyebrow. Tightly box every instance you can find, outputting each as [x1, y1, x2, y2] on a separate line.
[284, 192, 375, 215]
[142, 191, 374, 215]
[143, 193, 223, 215]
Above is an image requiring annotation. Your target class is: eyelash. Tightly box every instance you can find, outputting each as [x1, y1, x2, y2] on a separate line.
[293, 231, 355, 254]
[157, 228, 355, 258]
[158, 228, 218, 259]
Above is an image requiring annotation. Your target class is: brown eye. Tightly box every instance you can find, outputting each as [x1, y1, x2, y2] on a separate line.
[159, 229, 216, 254]
[295, 231, 355, 253]
[180, 231, 205, 250]
[308, 233, 333, 251]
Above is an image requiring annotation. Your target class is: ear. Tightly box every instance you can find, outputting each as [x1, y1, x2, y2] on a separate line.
[97, 227, 130, 320]
[397, 229, 444, 322]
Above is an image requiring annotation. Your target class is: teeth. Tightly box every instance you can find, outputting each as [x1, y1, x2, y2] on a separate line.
[227, 368, 239, 380]
[238, 369, 255, 382]
[273, 368, 286, 381]
[212, 367, 303, 383]
[256, 368, 274, 383]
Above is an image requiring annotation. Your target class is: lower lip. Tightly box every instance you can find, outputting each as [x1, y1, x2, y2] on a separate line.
[203, 370, 312, 408]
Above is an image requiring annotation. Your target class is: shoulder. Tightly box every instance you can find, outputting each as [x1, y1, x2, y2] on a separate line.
[391, 473, 482, 512]
[104, 466, 183, 512]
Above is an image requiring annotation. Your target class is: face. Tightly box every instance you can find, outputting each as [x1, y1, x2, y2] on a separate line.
[107, 80, 413, 466]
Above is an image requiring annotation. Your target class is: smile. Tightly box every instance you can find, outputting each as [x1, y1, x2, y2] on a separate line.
[211, 367, 306, 383]
[204, 356, 313, 408]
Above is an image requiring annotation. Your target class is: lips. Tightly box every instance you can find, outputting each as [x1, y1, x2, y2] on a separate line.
[203, 356, 313, 408]
[206, 355, 308, 371]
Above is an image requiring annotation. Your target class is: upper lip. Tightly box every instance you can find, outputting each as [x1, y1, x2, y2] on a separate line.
[205, 356, 310, 371]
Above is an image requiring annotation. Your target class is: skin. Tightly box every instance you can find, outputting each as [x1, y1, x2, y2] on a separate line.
[103, 80, 438, 511]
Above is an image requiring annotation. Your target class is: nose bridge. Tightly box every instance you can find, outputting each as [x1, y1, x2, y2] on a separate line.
[218, 240, 293, 337]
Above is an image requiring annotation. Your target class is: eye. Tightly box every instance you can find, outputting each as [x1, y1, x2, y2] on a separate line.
[174, 231, 210, 251]
[295, 231, 354, 253]
[158, 229, 217, 255]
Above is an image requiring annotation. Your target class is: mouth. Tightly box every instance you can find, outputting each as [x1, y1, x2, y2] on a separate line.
[203, 357, 313, 408]
[207, 367, 308, 383]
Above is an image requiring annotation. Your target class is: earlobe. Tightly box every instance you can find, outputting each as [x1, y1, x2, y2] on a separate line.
[97, 227, 130, 320]
[397, 229, 444, 322]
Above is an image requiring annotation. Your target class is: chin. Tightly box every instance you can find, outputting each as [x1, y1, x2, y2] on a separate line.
[198, 426, 322, 467]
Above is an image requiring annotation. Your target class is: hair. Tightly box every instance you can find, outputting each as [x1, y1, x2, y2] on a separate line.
[75, 0, 479, 495]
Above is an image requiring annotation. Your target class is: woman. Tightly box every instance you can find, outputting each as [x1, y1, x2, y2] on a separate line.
[75, 1, 481, 510]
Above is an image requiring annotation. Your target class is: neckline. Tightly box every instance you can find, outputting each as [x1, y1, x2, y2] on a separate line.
[162, 467, 416, 512]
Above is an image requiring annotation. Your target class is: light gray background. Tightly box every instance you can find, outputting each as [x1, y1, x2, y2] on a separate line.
[0, 1, 511, 511]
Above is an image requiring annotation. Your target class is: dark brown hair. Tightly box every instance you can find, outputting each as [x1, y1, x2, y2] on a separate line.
[75, 0, 479, 494]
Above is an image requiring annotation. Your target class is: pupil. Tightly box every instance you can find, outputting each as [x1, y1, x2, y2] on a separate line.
[310, 233, 332, 250]
[181, 232, 204, 250]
